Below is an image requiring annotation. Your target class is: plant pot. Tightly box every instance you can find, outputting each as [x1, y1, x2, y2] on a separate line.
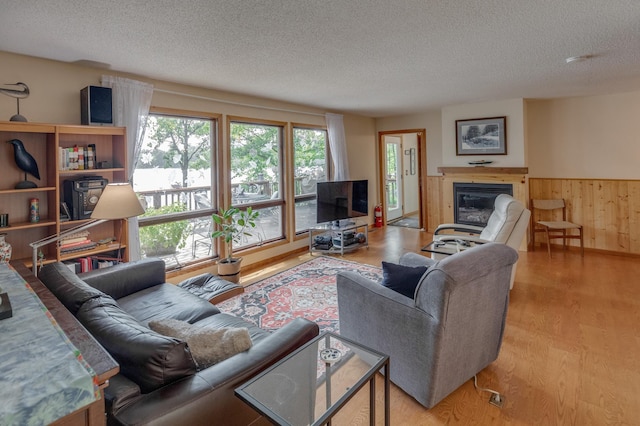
[218, 257, 242, 283]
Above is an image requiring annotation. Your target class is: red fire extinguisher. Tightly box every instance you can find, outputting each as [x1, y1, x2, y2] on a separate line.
[374, 204, 383, 227]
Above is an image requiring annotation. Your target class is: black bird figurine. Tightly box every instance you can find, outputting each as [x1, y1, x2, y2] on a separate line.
[7, 139, 40, 189]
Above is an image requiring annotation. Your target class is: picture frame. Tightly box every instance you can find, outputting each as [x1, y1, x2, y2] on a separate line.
[60, 202, 71, 222]
[409, 148, 416, 175]
[456, 116, 507, 155]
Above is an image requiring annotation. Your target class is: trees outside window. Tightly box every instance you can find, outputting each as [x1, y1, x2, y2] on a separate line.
[131, 112, 329, 271]
[134, 113, 216, 269]
[293, 127, 329, 232]
[230, 121, 283, 248]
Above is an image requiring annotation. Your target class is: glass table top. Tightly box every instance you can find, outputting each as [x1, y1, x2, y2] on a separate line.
[236, 332, 388, 426]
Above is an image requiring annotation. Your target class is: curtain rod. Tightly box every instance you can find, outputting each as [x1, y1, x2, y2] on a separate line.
[153, 87, 326, 117]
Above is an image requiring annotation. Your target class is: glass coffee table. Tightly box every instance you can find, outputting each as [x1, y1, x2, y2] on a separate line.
[421, 238, 478, 256]
[236, 332, 390, 426]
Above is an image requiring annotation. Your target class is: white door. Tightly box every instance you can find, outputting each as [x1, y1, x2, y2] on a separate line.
[385, 136, 402, 221]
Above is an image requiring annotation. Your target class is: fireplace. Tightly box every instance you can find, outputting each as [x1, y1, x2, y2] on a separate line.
[453, 183, 513, 227]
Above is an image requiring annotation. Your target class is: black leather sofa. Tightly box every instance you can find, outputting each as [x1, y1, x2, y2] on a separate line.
[38, 258, 319, 426]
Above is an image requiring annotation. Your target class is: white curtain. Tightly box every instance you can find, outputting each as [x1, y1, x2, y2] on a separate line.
[325, 113, 350, 181]
[101, 75, 153, 261]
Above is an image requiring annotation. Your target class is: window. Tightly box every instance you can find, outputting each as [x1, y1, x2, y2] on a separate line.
[134, 113, 217, 269]
[230, 120, 284, 248]
[293, 127, 329, 232]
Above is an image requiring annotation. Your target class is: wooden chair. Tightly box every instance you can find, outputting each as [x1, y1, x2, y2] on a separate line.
[530, 199, 584, 257]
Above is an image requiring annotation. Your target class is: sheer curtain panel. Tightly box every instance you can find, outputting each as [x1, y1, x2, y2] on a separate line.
[101, 75, 154, 260]
[325, 113, 350, 181]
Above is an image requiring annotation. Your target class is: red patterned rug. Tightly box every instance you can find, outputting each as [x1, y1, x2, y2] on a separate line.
[217, 256, 382, 334]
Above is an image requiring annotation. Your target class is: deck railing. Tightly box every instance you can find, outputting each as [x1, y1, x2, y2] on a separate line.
[136, 177, 315, 210]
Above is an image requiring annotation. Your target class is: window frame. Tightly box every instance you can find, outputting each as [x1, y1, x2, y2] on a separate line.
[292, 124, 331, 234]
[135, 108, 219, 269]
[227, 116, 287, 249]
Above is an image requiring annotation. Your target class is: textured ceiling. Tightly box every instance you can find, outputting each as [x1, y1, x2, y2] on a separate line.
[1, 0, 640, 117]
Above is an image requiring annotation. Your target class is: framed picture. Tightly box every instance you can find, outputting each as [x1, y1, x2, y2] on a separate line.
[60, 202, 71, 221]
[456, 116, 507, 155]
[409, 148, 416, 175]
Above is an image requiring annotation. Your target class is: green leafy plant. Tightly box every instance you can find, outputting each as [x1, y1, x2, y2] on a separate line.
[211, 206, 260, 262]
[139, 203, 190, 256]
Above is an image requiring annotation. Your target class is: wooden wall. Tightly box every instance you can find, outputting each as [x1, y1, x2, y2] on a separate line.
[529, 178, 640, 255]
[426, 176, 444, 234]
[425, 176, 640, 255]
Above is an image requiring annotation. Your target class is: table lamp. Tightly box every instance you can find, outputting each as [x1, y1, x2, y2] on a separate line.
[30, 183, 145, 275]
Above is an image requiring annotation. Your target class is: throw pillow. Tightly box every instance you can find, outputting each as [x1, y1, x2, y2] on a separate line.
[381, 261, 428, 298]
[149, 319, 252, 369]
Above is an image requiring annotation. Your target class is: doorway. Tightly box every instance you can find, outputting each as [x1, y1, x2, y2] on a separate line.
[385, 136, 403, 222]
[378, 129, 426, 230]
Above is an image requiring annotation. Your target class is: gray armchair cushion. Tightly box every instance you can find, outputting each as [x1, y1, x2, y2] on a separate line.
[399, 252, 436, 268]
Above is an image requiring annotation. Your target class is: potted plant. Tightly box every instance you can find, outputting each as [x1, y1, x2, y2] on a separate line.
[211, 206, 260, 283]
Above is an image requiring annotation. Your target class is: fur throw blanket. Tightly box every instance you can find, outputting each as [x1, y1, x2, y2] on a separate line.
[149, 319, 252, 368]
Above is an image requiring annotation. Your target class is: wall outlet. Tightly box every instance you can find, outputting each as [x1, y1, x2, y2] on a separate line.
[489, 393, 504, 408]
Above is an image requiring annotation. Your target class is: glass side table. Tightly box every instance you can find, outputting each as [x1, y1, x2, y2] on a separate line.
[236, 332, 390, 426]
[309, 219, 369, 256]
[421, 239, 479, 256]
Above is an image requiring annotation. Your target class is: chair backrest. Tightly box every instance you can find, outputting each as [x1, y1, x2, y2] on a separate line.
[479, 194, 530, 249]
[413, 243, 518, 405]
[531, 199, 568, 221]
[532, 199, 565, 210]
[415, 242, 518, 322]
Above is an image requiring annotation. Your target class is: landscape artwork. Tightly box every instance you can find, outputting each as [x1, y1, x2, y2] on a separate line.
[456, 116, 507, 155]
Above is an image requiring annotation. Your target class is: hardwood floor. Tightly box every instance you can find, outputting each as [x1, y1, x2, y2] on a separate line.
[239, 226, 640, 425]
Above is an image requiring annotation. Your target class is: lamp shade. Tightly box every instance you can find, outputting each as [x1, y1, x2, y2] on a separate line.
[90, 183, 145, 220]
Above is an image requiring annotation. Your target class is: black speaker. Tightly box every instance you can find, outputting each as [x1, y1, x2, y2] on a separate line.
[81, 86, 113, 125]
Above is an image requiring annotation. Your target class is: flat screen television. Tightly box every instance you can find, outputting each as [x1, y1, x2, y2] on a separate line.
[316, 180, 368, 224]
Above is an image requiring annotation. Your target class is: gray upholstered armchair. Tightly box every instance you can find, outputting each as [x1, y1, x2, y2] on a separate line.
[336, 243, 518, 409]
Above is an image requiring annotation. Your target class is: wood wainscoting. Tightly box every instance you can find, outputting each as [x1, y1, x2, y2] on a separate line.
[529, 178, 640, 255]
[426, 176, 640, 256]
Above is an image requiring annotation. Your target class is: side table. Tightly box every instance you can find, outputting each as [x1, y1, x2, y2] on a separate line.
[236, 331, 389, 426]
[309, 220, 369, 256]
[421, 239, 479, 257]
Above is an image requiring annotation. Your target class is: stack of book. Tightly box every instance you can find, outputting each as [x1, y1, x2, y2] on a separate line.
[59, 143, 96, 171]
[64, 256, 119, 273]
[59, 231, 97, 254]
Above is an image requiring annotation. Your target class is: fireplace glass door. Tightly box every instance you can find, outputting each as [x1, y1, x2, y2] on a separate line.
[453, 183, 512, 227]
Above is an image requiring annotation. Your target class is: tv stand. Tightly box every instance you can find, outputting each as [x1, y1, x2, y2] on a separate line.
[332, 219, 355, 229]
[309, 219, 369, 256]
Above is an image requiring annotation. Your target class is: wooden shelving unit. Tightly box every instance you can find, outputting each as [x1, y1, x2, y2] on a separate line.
[0, 121, 129, 269]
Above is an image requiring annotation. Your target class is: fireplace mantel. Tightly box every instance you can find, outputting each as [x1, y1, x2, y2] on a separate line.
[438, 167, 528, 175]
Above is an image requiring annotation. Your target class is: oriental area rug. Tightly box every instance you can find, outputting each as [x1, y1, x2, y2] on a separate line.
[216, 256, 382, 334]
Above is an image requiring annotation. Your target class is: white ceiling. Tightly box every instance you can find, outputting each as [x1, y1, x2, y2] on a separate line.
[1, 0, 640, 117]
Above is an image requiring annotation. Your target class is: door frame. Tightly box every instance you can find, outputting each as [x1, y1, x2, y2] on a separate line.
[377, 129, 427, 230]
